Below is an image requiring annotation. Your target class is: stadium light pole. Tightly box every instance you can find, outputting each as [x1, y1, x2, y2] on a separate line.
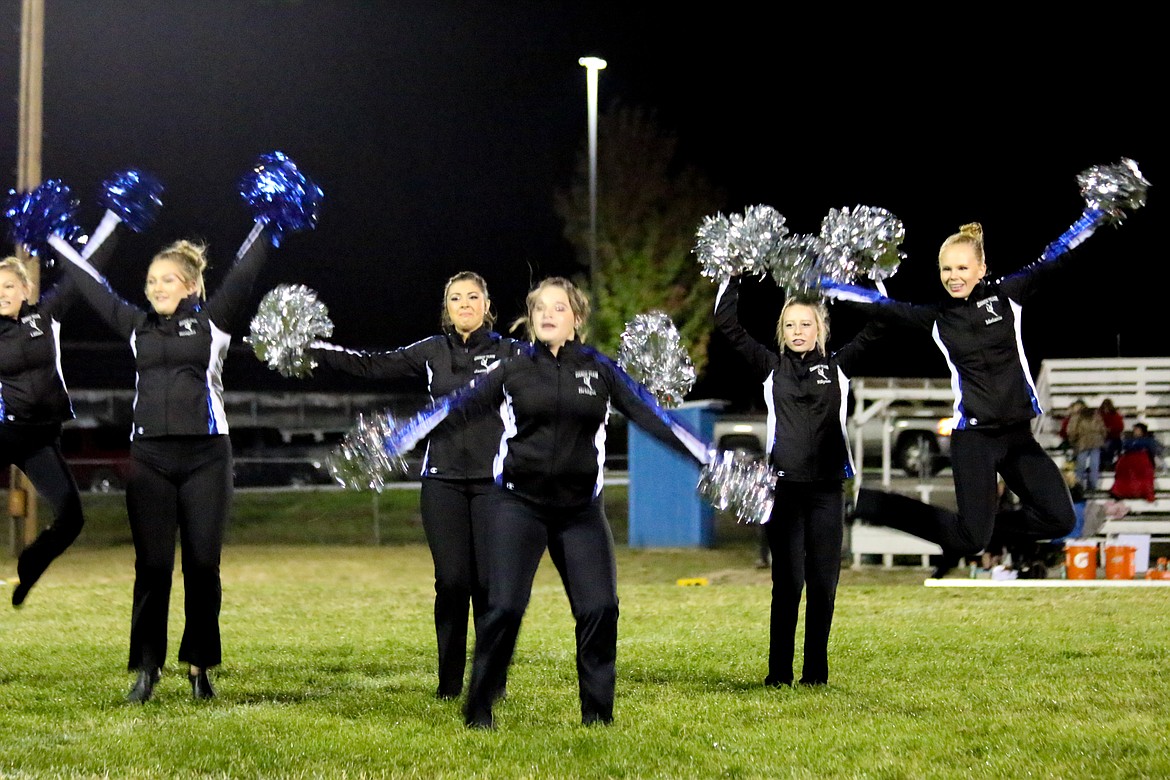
[578, 56, 606, 283]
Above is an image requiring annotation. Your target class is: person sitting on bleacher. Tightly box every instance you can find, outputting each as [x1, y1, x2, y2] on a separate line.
[1111, 423, 1162, 502]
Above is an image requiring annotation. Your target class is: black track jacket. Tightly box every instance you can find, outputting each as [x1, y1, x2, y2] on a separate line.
[455, 340, 710, 508]
[715, 276, 883, 481]
[310, 326, 521, 479]
[1, 236, 117, 425]
[62, 231, 269, 439]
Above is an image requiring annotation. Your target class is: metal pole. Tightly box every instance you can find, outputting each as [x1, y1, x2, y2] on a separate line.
[11, 0, 45, 555]
[578, 57, 606, 283]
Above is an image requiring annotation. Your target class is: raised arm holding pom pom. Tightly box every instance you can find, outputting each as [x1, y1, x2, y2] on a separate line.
[2, 174, 149, 608]
[46, 151, 320, 703]
[715, 272, 885, 687]
[839, 159, 1150, 579]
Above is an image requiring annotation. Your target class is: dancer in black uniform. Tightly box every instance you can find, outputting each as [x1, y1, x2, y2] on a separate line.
[421, 277, 712, 729]
[307, 271, 519, 699]
[715, 274, 882, 686]
[831, 222, 1084, 577]
[58, 230, 269, 701]
[1, 237, 116, 606]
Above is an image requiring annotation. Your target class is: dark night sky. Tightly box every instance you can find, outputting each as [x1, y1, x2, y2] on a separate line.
[2, 2, 1164, 409]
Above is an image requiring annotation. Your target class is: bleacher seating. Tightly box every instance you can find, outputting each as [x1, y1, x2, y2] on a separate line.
[850, 357, 1170, 569]
[1033, 357, 1170, 447]
[1034, 358, 1170, 551]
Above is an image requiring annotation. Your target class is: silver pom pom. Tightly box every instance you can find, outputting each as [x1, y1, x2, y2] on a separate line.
[248, 284, 334, 378]
[770, 233, 828, 294]
[326, 412, 410, 492]
[695, 205, 789, 284]
[1077, 158, 1150, 224]
[618, 311, 696, 408]
[816, 204, 905, 284]
[697, 450, 776, 525]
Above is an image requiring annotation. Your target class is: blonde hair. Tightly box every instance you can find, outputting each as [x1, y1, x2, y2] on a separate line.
[775, 295, 829, 354]
[0, 256, 33, 290]
[148, 240, 209, 300]
[439, 271, 495, 330]
[511, 276, 591, 343]
[939, 222, 986, 266]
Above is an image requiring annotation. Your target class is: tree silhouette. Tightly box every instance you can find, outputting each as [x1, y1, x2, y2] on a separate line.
[555, 103, 725, 376]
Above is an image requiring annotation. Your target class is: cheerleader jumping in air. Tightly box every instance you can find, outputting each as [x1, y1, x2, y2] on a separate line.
[825, 159, 1150, 578]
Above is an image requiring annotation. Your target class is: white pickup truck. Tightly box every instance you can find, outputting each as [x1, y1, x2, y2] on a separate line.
[712, 377, 956, 477]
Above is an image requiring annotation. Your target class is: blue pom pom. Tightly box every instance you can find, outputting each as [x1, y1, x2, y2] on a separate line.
[99, 169, 164, 232]
[238, 151, 324, 248]
[3, 179, 81, 256]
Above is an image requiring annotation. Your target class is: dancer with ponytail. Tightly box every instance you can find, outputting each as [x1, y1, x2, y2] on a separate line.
[824, 161, 1148, 578]
[56, 231, 270, 702]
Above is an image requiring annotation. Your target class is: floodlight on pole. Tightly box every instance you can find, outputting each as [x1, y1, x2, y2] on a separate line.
[578, 56, 606, 283]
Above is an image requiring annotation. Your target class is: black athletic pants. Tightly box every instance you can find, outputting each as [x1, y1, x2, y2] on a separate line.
[856, 422, 1075, 555]
[464, 490, 619, 725]
[124, 436, 232, 671]
[419, 477, 496, 697]
[2, 423, 84, 597]
[765, 480, 844, 686]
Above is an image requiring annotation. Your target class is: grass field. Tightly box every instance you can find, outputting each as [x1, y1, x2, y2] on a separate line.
[2, 487, 1169, 778]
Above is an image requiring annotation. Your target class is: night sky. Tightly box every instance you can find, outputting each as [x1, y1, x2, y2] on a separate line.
[2, 2, 1163, 409]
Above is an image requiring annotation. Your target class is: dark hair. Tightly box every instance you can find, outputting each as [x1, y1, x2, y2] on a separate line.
[439, 271, 495, 330]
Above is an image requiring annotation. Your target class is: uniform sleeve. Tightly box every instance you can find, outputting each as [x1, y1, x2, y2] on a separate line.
[386, 362, 507, 455]
[309, 337, 432, 381]
[39, 217, 121, 319]
[713, 276, 779, 377]
[831, 296, 936, 332]
[206, 225, 270, 332]
[998, 210, 1103, 303]
[831, 319, 888, 378]
[598, 353, 711, 465]
[53, 242, 142, 339]
[996, 251, 1075, 303]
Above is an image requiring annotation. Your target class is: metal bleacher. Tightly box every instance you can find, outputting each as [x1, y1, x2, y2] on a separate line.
[1033, 357, 1170, 546]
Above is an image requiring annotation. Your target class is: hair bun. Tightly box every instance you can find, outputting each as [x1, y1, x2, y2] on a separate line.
[959, 222, 983, 239]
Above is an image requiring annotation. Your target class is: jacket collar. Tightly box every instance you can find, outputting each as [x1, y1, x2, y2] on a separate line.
[446, 324, 497, 349]
[147, 293, 201, 323]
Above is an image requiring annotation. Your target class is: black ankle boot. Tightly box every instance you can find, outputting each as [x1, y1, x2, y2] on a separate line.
[12, 556, 44, 607]
[931, 552, 962, 579]
[127, 667, 160, 703]
[189, 669, 216, 700]
[11, 581, 31, 608]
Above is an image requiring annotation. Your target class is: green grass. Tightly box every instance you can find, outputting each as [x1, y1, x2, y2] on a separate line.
[2, 487, 1169, 778]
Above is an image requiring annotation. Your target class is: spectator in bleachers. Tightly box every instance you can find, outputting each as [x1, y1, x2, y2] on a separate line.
[1067, 403, 1107, 491]
[1058, 399, 1087, 451]
[1111, 423, 1162, 502]
[1098, 398, 1125, 469]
